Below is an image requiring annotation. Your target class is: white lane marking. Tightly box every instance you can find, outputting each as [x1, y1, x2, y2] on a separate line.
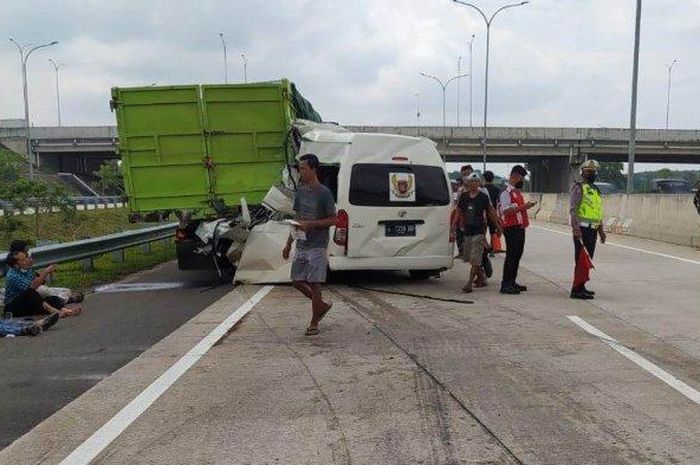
[532, 225, 700, 266]
[568, 316, 700, 405]
[94, 282, 187, 293]
[59, 285, 275, 465]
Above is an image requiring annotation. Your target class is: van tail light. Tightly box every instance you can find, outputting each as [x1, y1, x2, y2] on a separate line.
[334, 209, 349, 248]
[175, 228, 188, 242]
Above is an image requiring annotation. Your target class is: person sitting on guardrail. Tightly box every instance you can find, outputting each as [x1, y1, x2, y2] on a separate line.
[1, 313, 59, 337]
[3, 251, 82, 318]
[9, 240, 84, 307]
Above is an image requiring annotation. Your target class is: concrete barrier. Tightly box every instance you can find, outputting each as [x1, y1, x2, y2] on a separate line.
[533, 192, 700, 248]
[535, 194, 559, 222]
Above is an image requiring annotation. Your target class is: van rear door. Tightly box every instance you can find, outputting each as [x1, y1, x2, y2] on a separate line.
[344, 163, 451, 259]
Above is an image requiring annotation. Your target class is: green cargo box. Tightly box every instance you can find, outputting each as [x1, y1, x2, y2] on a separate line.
[111, 80, 320, 217]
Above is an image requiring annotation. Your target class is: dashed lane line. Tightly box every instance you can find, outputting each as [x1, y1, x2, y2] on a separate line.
[568, 316, 700, 406]
[532, 225, 700, 266]
[58, 285, 275, 465]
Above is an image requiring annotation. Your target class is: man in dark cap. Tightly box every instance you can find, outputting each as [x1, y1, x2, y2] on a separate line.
[498, 165, 537, 295]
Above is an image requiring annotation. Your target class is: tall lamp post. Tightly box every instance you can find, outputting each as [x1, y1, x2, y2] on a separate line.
[665, 58, 679, 131]
[219, 33, 228, 83]
[415, 92, 422, 135]
[457, 56, 462, 126]
[48, 59, 66, 127]
[9, 38, 58, 179]
[453, 1, 529, 172]
[627, 0, 642, 195]
[241, 53, 248, 83]
[419, 71, 469, 162]
[467, 34, 475, 127]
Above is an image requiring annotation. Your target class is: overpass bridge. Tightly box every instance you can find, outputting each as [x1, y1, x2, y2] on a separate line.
[2, 125, 699, 192]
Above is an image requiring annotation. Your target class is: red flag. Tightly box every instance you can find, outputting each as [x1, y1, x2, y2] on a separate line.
[573, 242, 595, 289]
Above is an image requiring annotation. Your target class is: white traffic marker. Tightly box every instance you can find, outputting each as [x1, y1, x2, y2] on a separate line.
[59, 285, 275, 465]
[94, 282, 187, 293]
[532, 225, 700, 266]
[568, 316, 700, 405]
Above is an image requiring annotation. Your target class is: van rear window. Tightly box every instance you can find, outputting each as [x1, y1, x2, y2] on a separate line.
[349, 164, 450, 207]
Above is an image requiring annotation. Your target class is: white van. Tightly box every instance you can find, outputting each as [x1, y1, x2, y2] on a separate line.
[300, 129, 455, 278]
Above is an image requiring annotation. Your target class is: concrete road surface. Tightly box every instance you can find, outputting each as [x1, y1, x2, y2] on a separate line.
[0, 263, 232, 450]
[2, 221, 700, 464]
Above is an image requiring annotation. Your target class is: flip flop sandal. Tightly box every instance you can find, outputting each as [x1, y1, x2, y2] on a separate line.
[305, 327, 320, 336]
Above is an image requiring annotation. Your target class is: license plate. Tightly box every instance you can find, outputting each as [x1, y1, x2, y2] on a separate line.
[385, 222, 416, 237]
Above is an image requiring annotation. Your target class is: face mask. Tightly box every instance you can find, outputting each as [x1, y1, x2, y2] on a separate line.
[515, 180, 524, 189]
[583, 173, 597, 183]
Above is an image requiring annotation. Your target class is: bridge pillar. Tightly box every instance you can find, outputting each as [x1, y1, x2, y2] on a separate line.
[528, 157, 576, 193]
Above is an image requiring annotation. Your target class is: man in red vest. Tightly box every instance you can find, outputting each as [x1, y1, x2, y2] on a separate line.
[498, 165, 537, 295]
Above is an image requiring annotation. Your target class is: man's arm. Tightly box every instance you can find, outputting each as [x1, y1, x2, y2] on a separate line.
[486, 204, 502, 235]
[30, 265, 55, 289]
[570, 184, 583, 239]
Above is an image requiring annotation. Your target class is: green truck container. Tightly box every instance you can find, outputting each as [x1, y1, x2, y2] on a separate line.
[111, 80, 320, 217]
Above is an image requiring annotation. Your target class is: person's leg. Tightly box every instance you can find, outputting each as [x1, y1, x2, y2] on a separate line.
[502, 228, 516, 287]
[293, 281, 314, 300]
[583, 227, 597, 259]
[6, 289, 46, 317]
[511, 228, 526, 284]
[308, 282, 325, 329]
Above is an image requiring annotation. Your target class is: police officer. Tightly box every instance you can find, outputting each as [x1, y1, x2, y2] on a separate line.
[570, 159, 606, 299]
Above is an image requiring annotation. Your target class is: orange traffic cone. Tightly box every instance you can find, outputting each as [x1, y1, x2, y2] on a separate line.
[491, 233, 505, 253]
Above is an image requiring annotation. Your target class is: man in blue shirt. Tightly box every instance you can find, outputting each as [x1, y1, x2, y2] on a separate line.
[4, 251, 81, 318]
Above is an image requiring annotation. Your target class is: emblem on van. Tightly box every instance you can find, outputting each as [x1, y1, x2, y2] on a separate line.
[398, 210, 407, 218]
[389, 172, 416, 202]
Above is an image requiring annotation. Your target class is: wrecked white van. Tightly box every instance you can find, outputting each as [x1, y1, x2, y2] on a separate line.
[305, 129, 455, 278]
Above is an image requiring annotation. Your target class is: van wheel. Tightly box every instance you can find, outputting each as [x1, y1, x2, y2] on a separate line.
[409, 270, 437, 280]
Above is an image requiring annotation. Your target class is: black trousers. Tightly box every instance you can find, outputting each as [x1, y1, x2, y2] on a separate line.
[573, 226, 598, 291]
[5, 289, 46, 317]
[502, 226, 526, 286]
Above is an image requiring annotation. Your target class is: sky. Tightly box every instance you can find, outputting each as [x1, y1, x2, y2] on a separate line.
[1, 0, 699, 175]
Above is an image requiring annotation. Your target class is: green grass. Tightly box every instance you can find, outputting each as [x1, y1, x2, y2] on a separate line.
[0, 208, 146, 250]
[47, 240, 177, 291]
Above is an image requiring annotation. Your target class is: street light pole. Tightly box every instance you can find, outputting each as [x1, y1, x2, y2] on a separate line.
[219, 33, 228, 84]
[665, 58, 678, 131]
[467, 34, 475, 127]
[627, 0, 642, 195]
[48, 58, 65, 127]
[415, 92, 421, 136]
[9, 38, 58, 179]
[419, 71, 469, 163]
[453, 1, 529, 172]
[457, 56, 462, 126]
[241, 53, 248, 83]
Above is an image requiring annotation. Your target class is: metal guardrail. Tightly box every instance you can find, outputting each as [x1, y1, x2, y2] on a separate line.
[0, 223, 177, 271]
[0, 196, 124, 216]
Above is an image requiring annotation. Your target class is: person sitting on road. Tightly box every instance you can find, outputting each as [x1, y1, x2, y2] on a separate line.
[3, 251, 82, 318]
[0, 313, 59, 337]
[8, 240, 84, 307]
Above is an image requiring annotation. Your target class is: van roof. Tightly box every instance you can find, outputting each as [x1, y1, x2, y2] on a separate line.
[299, 130, 443, 166]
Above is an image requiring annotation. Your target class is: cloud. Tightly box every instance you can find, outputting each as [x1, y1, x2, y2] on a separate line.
[0, 0, 698, 131]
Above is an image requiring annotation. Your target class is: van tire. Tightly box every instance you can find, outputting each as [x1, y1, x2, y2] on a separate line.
[409, 270, 437, 280]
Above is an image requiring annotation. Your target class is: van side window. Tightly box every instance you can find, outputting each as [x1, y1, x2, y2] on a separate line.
[349, 164, 450, 207]
[318, 165, 339, 202]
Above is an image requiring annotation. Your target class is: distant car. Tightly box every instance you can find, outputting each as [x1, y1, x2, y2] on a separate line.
[650, 178, 693, 194]
[594, 182, 618, 194]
